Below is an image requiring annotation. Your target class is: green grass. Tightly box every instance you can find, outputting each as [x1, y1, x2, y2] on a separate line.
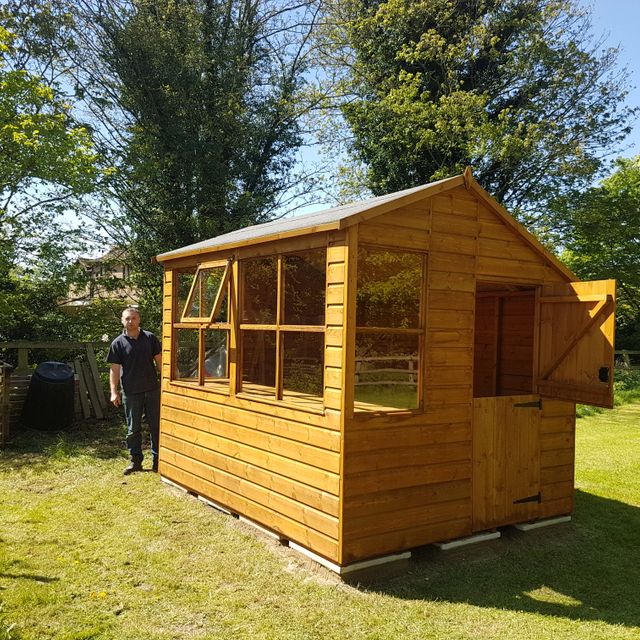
[1, 407, 639, 640]
[576, 367, 640, 418]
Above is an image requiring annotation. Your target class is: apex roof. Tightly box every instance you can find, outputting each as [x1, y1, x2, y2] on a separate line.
[155, 170, 574, 282]
[156, 175, 463, 262]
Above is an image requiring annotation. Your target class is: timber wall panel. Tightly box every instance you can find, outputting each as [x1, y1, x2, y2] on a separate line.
[324, 235, 348, 413]
[161, 432, 339, 516]
[477, 202, 568, 285]
[162, 390, 340, 461]
[159, 386, 342, 560]
[539, 399, 576, 518]
[499, 294, 535, 395]
[160, 461, 339, 560]
[162, 270, 173, 381]
[344, 518, 471, 563]
[341, 191, 477, 562]
[160, 247, 345, 562]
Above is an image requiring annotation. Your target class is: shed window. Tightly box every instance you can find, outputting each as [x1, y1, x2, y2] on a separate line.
[172, 260, 231, 387]
[240, 249, 326, 408]
[355, 247, 425, 411]
[182, 260, 231, 323]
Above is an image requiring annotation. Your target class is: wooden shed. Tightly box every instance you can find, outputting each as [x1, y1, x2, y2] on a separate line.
[155, 169, 615, 571]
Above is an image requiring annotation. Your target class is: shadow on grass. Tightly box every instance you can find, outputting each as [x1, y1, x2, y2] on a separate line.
[374, 490, 640, 629]
[0, 409, 128, 470]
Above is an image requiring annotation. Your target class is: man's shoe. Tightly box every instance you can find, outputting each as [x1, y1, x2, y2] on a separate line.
[123, 461, 143, 476]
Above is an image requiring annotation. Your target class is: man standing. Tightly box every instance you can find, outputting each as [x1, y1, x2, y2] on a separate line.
[107, 306, 162, 475]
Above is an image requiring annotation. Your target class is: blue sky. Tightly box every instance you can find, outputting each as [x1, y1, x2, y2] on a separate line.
[579, 0, 640, 155]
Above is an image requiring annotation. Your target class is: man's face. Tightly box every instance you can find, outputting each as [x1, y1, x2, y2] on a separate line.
[121, 310, 141, 333]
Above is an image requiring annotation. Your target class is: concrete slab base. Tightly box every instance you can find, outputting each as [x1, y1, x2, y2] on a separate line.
[288, 541, 411, 576]
[198, 495, 233, 516]
[160, 476, 188, 493]
[514, 515, 572, 531]
[239, 515, 285, 542]
[434, 531, 501, 551]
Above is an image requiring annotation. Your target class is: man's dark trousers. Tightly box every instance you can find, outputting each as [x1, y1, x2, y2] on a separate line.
[122, 387, 160, 463]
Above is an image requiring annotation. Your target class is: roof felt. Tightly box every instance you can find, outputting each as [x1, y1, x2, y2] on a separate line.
[154, 171, 575, 282]
[155, 179, 452, 262]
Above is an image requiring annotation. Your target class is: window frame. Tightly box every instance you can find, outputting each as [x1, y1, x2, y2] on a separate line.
[238, 251, 326, 405]
[354, 244, 428, 413]
[180, 259, 232, 324]
[172, 258, 233, 388]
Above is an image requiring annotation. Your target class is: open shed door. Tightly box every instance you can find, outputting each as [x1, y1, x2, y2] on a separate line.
[538, 280, 615, 408]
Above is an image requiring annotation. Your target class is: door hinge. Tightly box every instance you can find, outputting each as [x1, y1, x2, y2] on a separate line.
[514, 399, 542, 409]
[513, 492, 542, 505]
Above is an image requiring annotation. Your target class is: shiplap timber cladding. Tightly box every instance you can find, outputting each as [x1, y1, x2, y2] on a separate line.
[156, 169, 615, 570]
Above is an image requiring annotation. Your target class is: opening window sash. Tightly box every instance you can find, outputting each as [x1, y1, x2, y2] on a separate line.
[172, 258, 233, 388]
[180, 258, 232, 324]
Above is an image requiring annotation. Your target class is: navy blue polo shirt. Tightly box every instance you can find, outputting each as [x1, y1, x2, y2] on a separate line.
[106, 329, 161, 395]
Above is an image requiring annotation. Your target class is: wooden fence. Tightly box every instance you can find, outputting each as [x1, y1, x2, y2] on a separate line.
[0, 342, 109, 441]
[615, 350, 640, 369]
[355, 355, 419, 386]
[0, 363, 9, 446]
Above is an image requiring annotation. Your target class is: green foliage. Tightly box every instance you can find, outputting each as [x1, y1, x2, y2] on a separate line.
[0, 24, 98, 217]
[91, 0, 305, 276]
[322, 0, 635, 217]
[356, 247, 422, 328]
[0, 67, 96, 195]
[557, 156, 640, 348]
[576, 366, 640, 418]
[613, 367, 640, 392]
[1, 1, 311, 341]
[0, 22, 104, 344]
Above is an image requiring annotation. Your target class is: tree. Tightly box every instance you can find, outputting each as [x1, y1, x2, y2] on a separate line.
[1, 0, 321, 334]
[0, 24, 98, 251]
[556, 156, 640, 348]
[69, 1, 315, 262]
[107, 1, 305, 248]
[0, 24, 101, 341]
[319, 0, 635, 221]
[3, 0, 320, 323]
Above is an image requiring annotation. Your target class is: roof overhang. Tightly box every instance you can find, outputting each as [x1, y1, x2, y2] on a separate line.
[155, 169, 576, 283]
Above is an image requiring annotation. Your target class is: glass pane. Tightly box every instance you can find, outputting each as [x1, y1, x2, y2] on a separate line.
[283, 332, 324, 398]
[242, 257, 277, 324]
[283, 249, 326, 325]
[241, 330, 276, 389]
[356, 247, 422, 328]
[175, 269, 196, 320]
[355, 333, 419, 409]
[175, 329, 199, 379]
[204, 330, 229, 379]
[184, 266, 226, 319]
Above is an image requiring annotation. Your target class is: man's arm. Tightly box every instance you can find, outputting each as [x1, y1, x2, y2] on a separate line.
[154, 352, 162, 372]
[109, 363, 122, 407]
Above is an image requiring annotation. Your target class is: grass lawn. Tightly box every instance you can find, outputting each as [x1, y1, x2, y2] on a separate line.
[1, 405, 639, 640]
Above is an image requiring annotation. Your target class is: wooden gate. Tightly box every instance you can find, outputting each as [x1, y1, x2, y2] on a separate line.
[472, 395, 541, 530]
